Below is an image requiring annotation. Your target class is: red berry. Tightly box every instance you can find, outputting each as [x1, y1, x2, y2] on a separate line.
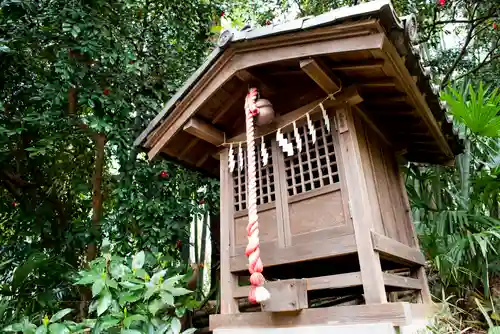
[160, 170, 168, 178]
[12, 202, 17, 207]
[494, 23, 498, 30]
[103, 89, 110, 95]
[266, 19, 271, 25]
[129, 60, 135, 64]
[199, 199, 205, 205]
[439, 0, 445, 6]
[176, 240, 182, 249]
[220, 10, 225, 17]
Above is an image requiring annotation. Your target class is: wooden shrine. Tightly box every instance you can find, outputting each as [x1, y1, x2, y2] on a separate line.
[135, 1, 462, 333]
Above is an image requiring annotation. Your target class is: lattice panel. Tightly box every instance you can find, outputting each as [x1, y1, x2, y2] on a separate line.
[233, 143, 276, 212]
[284, 118, 339, 196]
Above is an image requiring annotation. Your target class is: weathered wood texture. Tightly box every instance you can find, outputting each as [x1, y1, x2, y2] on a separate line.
[219, 150, 239, 314]
[210, 302, 420, 330]
[260, 279, 308, 312]
[336, 107, 386, 304]
[353, 112, 415, 247]
[233, 272, 363, 298]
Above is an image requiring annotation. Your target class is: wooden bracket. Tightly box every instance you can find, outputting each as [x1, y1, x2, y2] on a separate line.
[183, 117, 225, 146]
[260, 279, 308, 312]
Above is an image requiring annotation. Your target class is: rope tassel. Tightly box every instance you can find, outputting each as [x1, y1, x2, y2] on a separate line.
[244, 88, 271, 304]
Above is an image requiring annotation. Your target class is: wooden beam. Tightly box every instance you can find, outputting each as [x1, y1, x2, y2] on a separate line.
[210, 302, 414, 330]
[300, 58, 341, 94]
[359, 78, 397, 88]
[196, 152, 210, 168]
[233, 272, 362, 298]
[237, 33, 385, 70]
[212, 87, 247, 124]
[235, 69, 273, 97]
[219, 150, 239, 314]
[183, 117, 225, 146]
[230, 234, 357, 272]
[383, 273, 422, 290]
[179, 138, 200, 159]
[371, 231, 426, 266]
[331, 59, 385, 71]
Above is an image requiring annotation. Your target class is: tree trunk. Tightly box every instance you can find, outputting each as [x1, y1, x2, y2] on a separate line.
[86, 133, 106, 263]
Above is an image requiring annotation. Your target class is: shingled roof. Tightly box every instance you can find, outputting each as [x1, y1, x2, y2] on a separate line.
[136, 0, 462, 175]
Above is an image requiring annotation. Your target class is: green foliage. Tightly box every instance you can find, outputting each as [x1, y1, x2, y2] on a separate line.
[406, 81, 500, 323]
[442, 83, 500, 137]
[4, 251, 198, 333]
[0, 0, 220, 323]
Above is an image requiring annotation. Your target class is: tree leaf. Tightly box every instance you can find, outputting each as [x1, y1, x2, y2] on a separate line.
[144, 286, 157, 300]
[50, 309, 73, 323]
[35, 325, 48, 334]
[169, 287, 191, 297]
[181, 329, 197, 334]
[92, 279, 105, 297]
[148, 298, 164, 316]
[161, 292, 174, 306]
[97, 290, 112, 316]
[488, 327, 500, 334]
[121, 330, 142, 334]
[48, 323, 69, 334]
[170, 318, 181, 334]
[132, 251, 145, 270]
[123, 314, 147, 328]
[119, 291, 142, 306]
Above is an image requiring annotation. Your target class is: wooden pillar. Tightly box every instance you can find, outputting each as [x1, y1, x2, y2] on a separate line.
[219, 149, 239, 314]
[336, 107, 387, 304]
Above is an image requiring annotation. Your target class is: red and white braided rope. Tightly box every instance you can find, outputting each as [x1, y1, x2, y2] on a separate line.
[244, 88, 271, 304]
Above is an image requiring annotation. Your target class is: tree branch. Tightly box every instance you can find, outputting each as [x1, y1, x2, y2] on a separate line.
[453, 53, 500, 83]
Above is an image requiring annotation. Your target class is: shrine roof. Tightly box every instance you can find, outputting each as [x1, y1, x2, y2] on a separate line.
[135, 0, 462, 176]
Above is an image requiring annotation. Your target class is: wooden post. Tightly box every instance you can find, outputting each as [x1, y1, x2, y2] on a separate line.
[219, 149, 239, 314]
[336, 107, 387, 304]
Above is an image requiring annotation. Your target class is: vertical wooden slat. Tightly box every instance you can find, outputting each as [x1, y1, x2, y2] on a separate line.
[287, 131, 298, 196]
[336, 106, 387, 304]
[329, 114, 353, 233]
[303, 124, 315, 192]
[220, 149, 239, 314]
[273, 140, 291, 248]
[236, 150, 243, 211]
[256, 141, 264, 205]
[320, 118, 334, 185]
[295, 131, 306, 194]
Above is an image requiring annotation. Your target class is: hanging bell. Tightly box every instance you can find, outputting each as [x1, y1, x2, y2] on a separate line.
[255, 98, 275, 126]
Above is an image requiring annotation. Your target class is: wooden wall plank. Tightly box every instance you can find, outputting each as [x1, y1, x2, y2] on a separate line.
[383, 273, 422, 290]
[353, 113, 385, 236]
[210, 302, 413, 330]
[233, 272, 362, 298]
[336, 107, 387, 304]
[397, 172, 432, 303]
[371, 231, 425, 266]
[219, 149, 239, 314]
[230, 234, 357, 272]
